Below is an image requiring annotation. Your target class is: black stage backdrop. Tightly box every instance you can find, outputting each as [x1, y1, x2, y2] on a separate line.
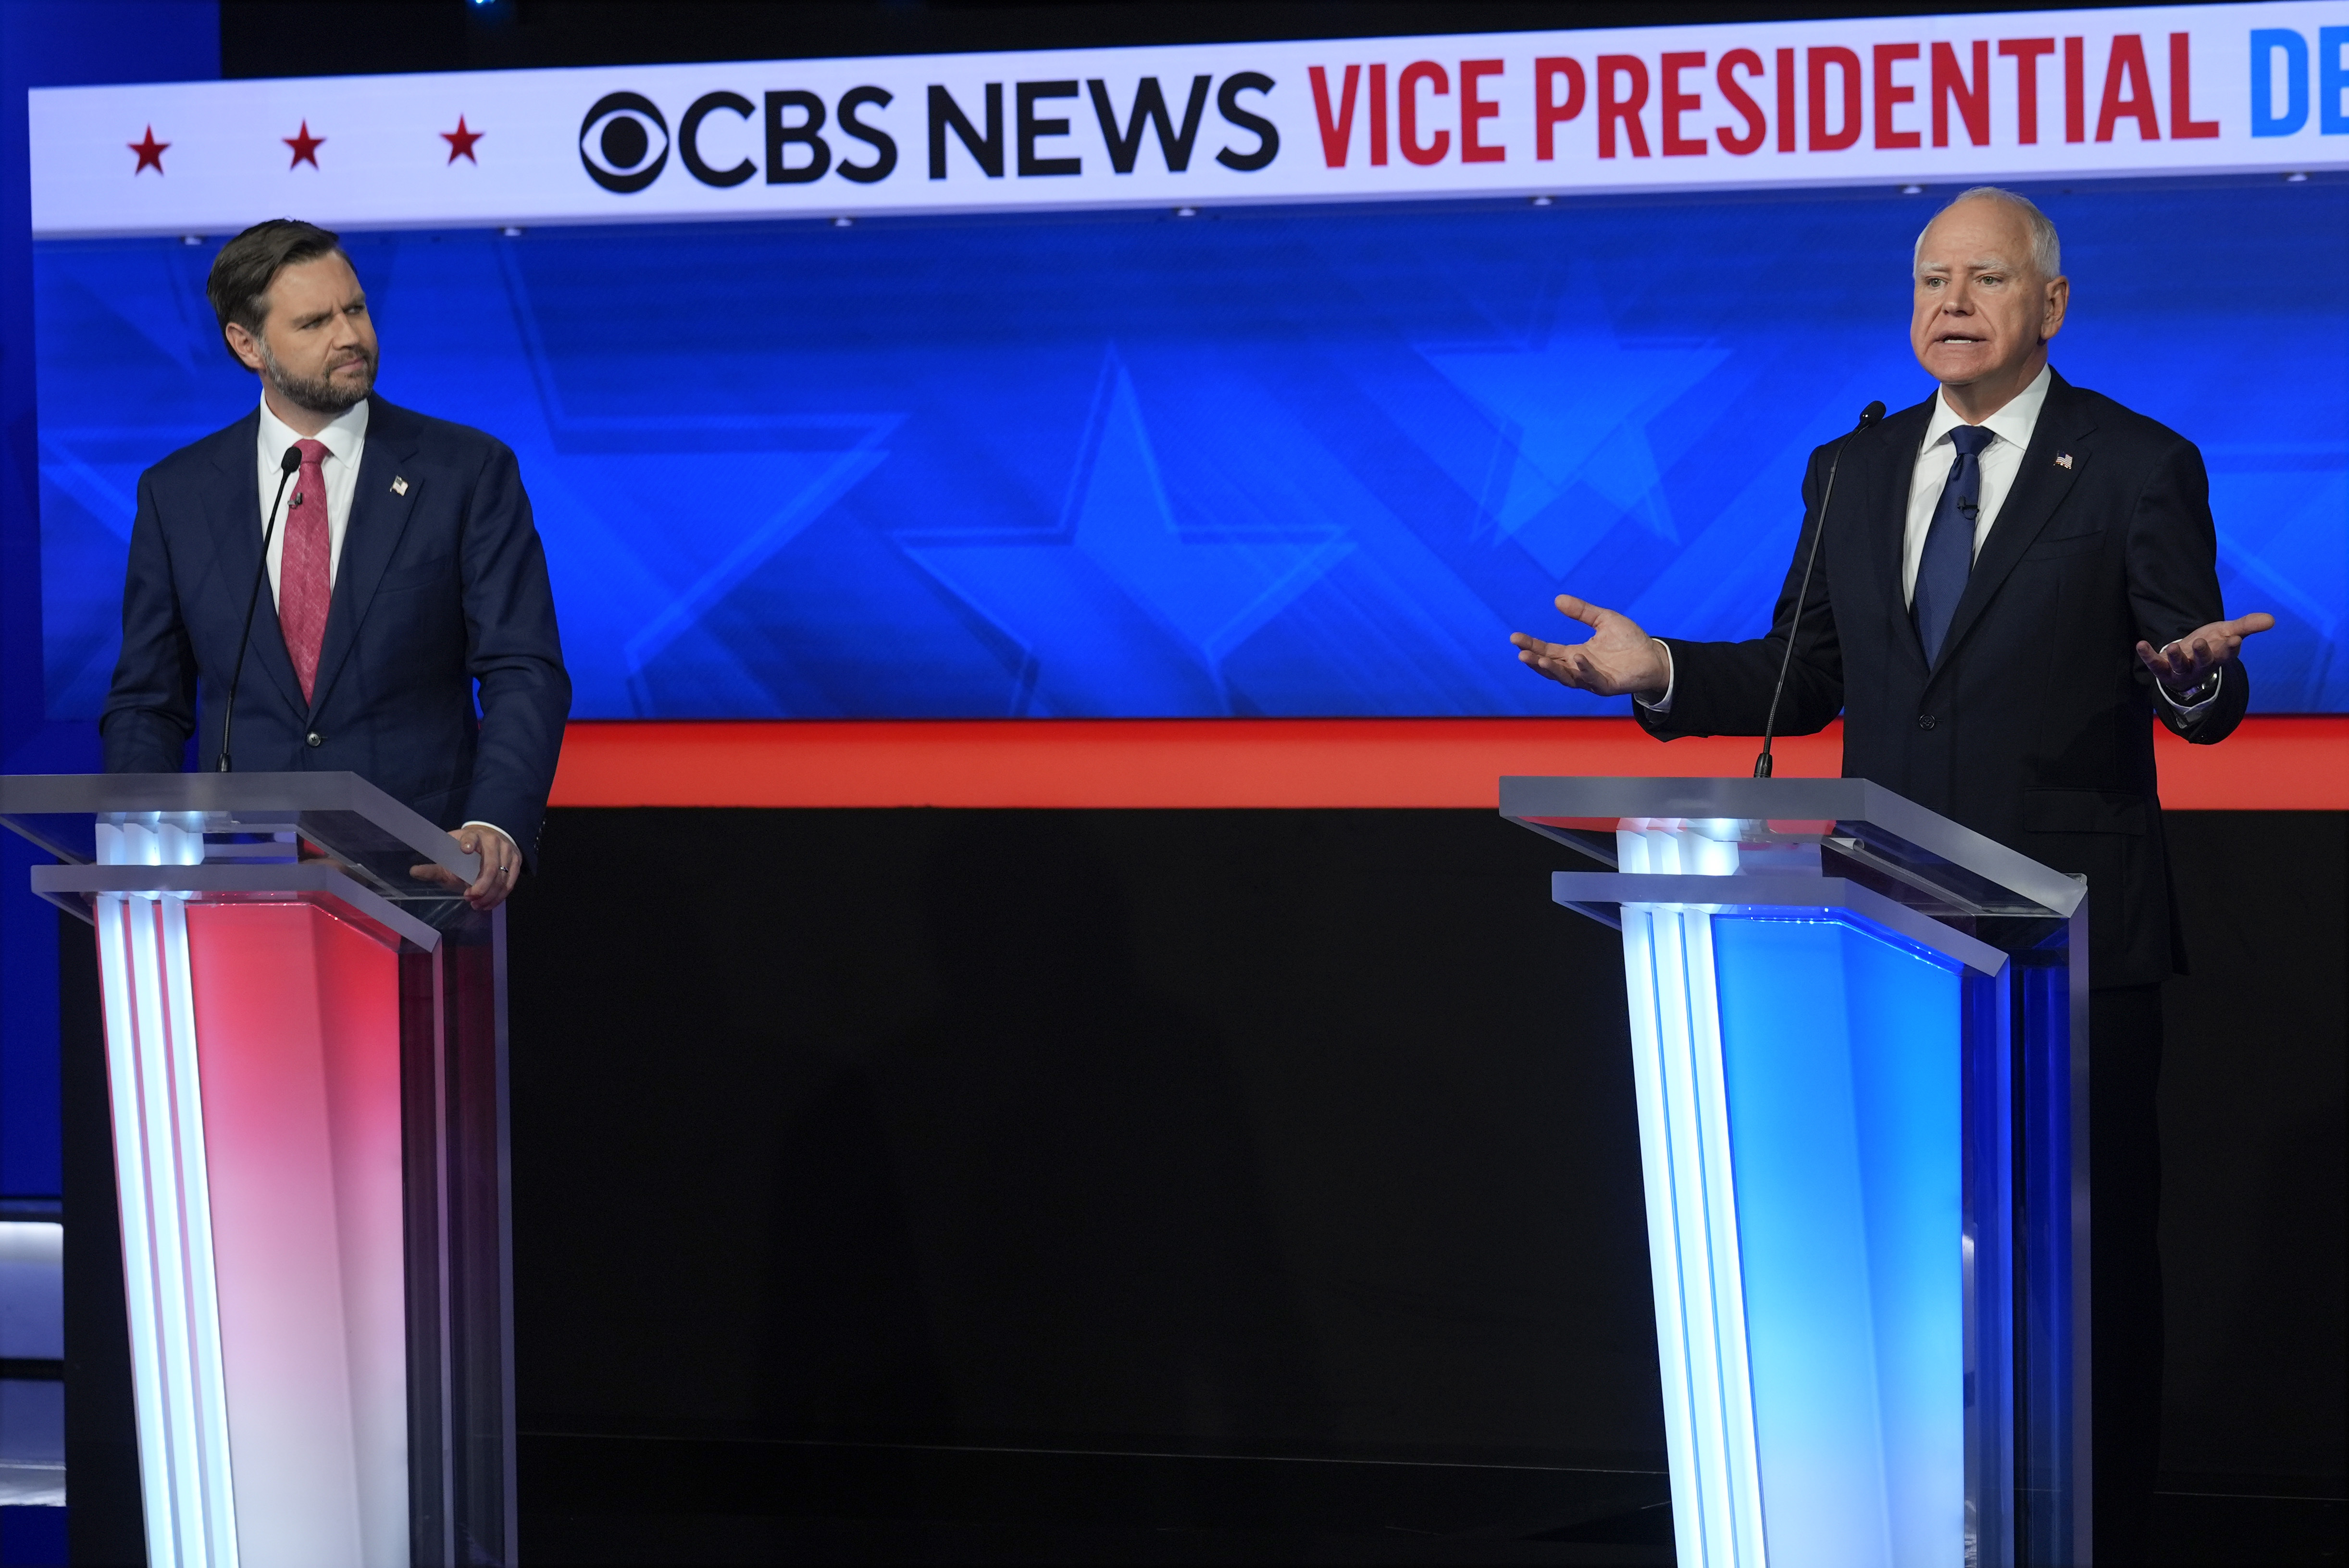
[502, 807, 2342, 1556]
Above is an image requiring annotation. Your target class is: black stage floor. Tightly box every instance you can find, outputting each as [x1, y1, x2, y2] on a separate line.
[517, 1437, 2343, 1565]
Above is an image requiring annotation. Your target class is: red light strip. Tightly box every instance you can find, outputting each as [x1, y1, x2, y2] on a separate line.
[549, 716, 2348, 811]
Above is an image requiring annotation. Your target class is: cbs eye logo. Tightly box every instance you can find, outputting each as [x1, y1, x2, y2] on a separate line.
[579, 92, 669, 193]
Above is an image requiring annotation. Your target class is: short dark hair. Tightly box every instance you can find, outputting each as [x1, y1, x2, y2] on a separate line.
[206, 219, 346, 362]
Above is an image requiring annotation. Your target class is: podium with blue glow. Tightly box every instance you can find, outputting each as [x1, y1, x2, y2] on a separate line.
[0, 772, 517, 1568]
[1503, 777, 2093, 1568]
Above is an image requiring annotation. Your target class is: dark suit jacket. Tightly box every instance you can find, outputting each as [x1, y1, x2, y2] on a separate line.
[1640, 371, 2246, 987]
[102, 395, 571, 864]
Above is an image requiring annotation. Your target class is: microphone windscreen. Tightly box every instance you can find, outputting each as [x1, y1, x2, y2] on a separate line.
[280, 444, 304, 473]
[1860, 400, 1888, 427]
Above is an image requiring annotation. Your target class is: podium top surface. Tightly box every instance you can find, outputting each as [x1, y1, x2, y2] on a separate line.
[1499, 775, 2083, 922]
[0, 771, 478, 907]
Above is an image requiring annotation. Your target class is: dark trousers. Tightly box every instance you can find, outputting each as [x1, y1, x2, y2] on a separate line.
[2091, 983, 2166, 1566]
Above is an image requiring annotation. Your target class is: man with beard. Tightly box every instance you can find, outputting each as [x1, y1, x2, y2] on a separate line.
[104, 219, 569, 907]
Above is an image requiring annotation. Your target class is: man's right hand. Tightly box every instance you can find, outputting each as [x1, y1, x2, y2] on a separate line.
[1510, 595, 1672, 699]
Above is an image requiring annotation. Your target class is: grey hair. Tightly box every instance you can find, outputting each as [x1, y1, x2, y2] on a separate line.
[1913, 186, 2062, 279]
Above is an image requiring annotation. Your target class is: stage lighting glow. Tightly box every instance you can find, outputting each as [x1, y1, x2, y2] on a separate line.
[96, 819, 238, 1568]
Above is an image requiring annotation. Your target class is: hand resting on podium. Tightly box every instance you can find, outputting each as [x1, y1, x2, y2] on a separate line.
[407, 822, 524, 911]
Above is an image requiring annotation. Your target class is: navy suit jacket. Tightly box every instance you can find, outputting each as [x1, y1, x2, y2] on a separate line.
[1639, 371, 2247, 987]
[102, 395, 571, 864]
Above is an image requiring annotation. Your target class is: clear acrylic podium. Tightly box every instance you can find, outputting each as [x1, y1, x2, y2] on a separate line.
[1502, 777, 2093, 1568]
[0, 773, 517, 1568]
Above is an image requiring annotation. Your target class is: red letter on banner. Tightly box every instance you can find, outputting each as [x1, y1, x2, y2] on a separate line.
[1535, 57, 1586, 159]
[1776, 48, 1796, 150]
[2096, 34, 2160, 141]
[1461, 59, 1504, 161]
[2063, 37, 2086, 143]
[1717, 49, 1767, 155]
[1874, 43, 1922, 148]
[1399, 61, 1450, 164]
[2169, 33, 2218, 138]
[1809, 47, 1862, 150]
[1661, 51, 1707, 154]
[1598, 55, 1651, 158]
[2000, 38, 2055, 144]
[1309, 65, 1360, 166]
[1369, 62, 1389, 165]
[1932, 41, 1990, 146]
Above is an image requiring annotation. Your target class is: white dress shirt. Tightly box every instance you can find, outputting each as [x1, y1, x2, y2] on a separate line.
[1902, 364, 2050, 604]
[256, 393, 367, 607]
[1640, 363, 2215, 717]
[254, 393, 519, 859]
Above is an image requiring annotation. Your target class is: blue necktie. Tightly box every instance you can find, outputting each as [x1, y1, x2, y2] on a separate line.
[1913, 424, 1996, 664]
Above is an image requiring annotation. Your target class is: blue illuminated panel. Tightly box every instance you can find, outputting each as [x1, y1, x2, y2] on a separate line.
[1713, 915, 1964, 1568]
[33, 178, 2346, 719]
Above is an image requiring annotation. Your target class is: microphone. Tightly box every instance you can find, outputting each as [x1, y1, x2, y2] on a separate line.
[1753, 400, 1887, 780]
[217, 445, 304, 772]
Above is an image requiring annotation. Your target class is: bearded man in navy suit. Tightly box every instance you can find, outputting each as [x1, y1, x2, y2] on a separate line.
[1511, 187, 2272, 1562]
[103, 219, 569, 910]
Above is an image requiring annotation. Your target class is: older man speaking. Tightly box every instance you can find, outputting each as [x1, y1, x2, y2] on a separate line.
[1510, 186, 2270, 1559]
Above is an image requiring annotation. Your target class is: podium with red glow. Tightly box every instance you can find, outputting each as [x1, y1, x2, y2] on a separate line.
[0, 773, 515, 1568]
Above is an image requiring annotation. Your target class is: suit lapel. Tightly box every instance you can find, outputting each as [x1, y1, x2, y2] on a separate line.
[204, 412, 309, 717]
[307, 397, 423, 716]
[1925, 373, 2096, 685]
[1862, 396, 1936, 679]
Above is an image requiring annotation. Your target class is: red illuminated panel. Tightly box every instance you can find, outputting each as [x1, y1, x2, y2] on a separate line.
[186, 902, 407, 1563]
[549, 716, 2347, 811]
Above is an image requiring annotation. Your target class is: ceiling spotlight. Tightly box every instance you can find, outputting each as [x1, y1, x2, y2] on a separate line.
[180, 235, 205, 247]
[1901, 184, 1924, 195]
[1530, 195, 1554, 207]
[2286, 171, 2309, 183]
[1174, 206, 1198, 218]
[833, 216, 854, 227]
[501, 225, 524, 236]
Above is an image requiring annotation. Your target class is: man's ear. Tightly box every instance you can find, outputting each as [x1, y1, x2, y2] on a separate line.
[222, 321, 265, 374]
[2038, 274, 2070, 345]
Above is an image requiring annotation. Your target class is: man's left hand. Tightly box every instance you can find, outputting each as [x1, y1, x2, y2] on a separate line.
[410, 824, 523, 911]
[2135, 612, 2274, 698]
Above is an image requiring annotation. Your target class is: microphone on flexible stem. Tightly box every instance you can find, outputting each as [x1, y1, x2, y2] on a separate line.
[217, 445, 304, 772]
[1753, 400, 1887, 779]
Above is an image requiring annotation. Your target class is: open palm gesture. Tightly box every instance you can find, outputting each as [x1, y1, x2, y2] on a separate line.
[1510, 595, 1671, 699]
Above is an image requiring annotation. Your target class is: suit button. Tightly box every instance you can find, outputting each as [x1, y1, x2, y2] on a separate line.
[1917, 714, 1937, 730]
[306, 731, 323, 748]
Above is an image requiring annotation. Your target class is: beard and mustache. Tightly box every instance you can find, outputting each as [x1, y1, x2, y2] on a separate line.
[258, 334, 377, 415]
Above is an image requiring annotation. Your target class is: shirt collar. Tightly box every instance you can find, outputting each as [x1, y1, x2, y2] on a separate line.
[257, 392, 369, 469]
[1923, 362, 2052, 454]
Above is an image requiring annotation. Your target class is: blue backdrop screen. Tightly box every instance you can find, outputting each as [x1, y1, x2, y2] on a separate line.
[34, 178, 2348, 718]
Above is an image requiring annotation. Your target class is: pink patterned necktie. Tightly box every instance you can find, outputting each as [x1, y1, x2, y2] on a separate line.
[278, 437, 332, 704]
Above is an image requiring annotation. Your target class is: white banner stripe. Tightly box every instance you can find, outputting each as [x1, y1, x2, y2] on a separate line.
[28, 3, 2349, 237]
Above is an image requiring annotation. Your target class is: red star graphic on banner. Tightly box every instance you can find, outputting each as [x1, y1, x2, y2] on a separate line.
[128, 125, 169, 174]
[441, 115, 484, 164]
[284, 120, 324, 169]
[441, 115, 484, 165]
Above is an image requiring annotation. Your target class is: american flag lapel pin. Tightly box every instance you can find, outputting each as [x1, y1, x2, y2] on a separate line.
[392, 476, 410, 494]
[2054, 453, 2073, 469]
